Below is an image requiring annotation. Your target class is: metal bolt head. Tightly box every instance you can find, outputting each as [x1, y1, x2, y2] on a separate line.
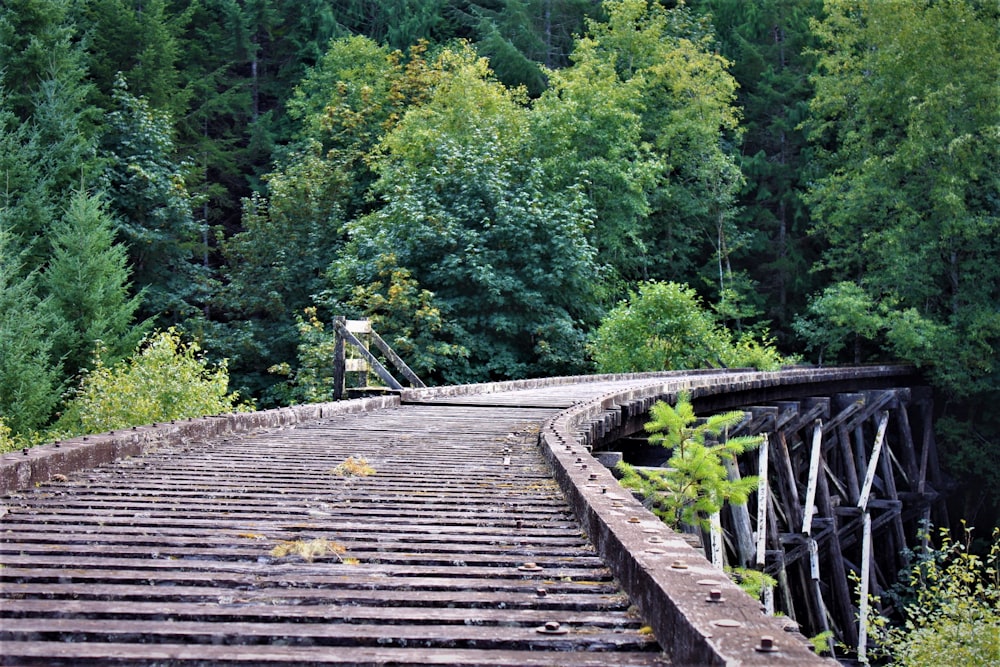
[670, 560, 688, 570]
[536, 620, 568, 634]
[536, 587, 547, 597]
[706, 589, 725, 603]
[756, 635, 778, 653]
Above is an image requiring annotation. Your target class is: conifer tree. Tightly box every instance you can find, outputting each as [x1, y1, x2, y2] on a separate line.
[0, 226, 62, 437]
[42, 190, 149, 377]
[101, 76, 210, 325]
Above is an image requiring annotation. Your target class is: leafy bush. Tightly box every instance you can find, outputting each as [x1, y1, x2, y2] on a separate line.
[589, 281, 784, 373]
[55, 329, 250, 436]
[864, 524, 1000, 666]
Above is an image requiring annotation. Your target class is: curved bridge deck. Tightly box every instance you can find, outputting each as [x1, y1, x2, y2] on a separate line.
[1, 368, 918, 666]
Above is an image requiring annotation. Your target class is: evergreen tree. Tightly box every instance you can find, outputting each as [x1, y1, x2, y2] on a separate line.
[101, 76, 210, 325]
[692, 0, 824, 333]
[72, 0, 189, 119]
[0, 226, 62, 437]
[41, 190, 149, 377]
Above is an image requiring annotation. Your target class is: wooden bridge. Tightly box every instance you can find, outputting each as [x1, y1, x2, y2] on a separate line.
[0, 365, 937, 665]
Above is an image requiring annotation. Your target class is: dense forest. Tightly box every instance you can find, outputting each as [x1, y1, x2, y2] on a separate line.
[1, 0, 997, 534]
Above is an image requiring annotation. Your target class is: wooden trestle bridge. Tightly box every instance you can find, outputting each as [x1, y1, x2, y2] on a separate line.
[0, 365, 941, 666]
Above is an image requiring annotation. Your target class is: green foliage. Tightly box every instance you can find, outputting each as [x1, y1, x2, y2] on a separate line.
[54, 329, 249, 437]
[692, 0, 824, 329]
[0, 226, 62, 437]
[589, 281, 784, 373]
[535, 0, 745, 290]
[0, 417, 12, 453]
[726, 565, 777, 602]
[42, 190, 149, 375]
[805, 0, 1000, 397]
[342, 255, 469, 381]
[333, 43, 600, 383]
[267, 308, 344, 404]
[617, 392, 762, 531]
[864, 524, 1000, 667]
[101, 75, 209, 324]
[792, 281, 884, 365]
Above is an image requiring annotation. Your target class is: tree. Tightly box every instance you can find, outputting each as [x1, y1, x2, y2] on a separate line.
[41, 190, 149, 376]
[533, 0, 745, 299]
[617, 392, 762, 531]
[101, 76, 210, 325]
[72, 0, 188, 118]
[588, 281, 784, 373]
[332, 44, 601, 382]
[691, 0, 824, 332]
[54, 329, 248, 437]
[792, 281, 884, 365]
[0, 225, 62, 438]
[805, 0, 1000, 398]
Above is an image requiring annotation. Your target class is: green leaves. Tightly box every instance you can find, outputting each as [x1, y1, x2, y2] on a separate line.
[588, 281, 785, 373]
[332, 43, 600, 382]
[55, 329, 248, 437]
[866, 525, 1000, 667]
[805, 0, 1000, 396]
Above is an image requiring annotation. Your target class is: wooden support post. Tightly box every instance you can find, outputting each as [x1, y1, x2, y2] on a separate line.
[768, 492, 796, 621]
[724, 457, 755, 567]
[876, 423, 908, 572]
[332, 319, 404, 390]
[332, 316, 346, 400]
[837, 424, 862, 504]
[858, 512, 873, 663]
[774, 430, 803, 531]
[818, 457, 859, 648]
[709, 511, 724, 570]
[802, 419, 823, 534]
[756, 434, 769, 569]
[858, 412, 890, 510]
[894, 402, 920, 487]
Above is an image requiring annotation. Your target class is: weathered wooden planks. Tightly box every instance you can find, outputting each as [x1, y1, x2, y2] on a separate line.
[1, 402, 667, 666]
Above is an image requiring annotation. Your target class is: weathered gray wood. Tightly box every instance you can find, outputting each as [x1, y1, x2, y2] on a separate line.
[331, 318, 404, 390]
[332, 315, 346, 400]
[369, 329, 426, 388]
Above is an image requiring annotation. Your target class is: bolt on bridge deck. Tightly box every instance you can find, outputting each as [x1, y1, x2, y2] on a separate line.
[1, 383, 670, 666]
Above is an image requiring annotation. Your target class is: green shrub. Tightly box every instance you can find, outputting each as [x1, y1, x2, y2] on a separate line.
[589, 281, 784, 373]
[864, 524, 1000, 666]
[55, 329, 250, 436]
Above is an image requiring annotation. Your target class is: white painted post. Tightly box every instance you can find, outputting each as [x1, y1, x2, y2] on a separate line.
[857, 412, 890, 510]
[802, 420, 823, 534]
[858, 512, 873, 663]
[709, 511, 724, 570]
[756, 433, 769, 566]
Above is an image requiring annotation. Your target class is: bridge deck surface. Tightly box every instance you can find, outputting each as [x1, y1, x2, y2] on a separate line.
[1, 382, 670, 666]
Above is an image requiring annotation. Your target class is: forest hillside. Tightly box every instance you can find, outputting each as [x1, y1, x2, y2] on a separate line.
[1, 0, 997, 532]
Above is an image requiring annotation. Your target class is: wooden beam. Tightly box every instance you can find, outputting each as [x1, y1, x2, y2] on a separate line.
[802, 420, 824, 534]
[369, 329, 426, 388]
[332, 316, 346, 400]
[858, 412, 890, 510]
[331, 319, 404, 391]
